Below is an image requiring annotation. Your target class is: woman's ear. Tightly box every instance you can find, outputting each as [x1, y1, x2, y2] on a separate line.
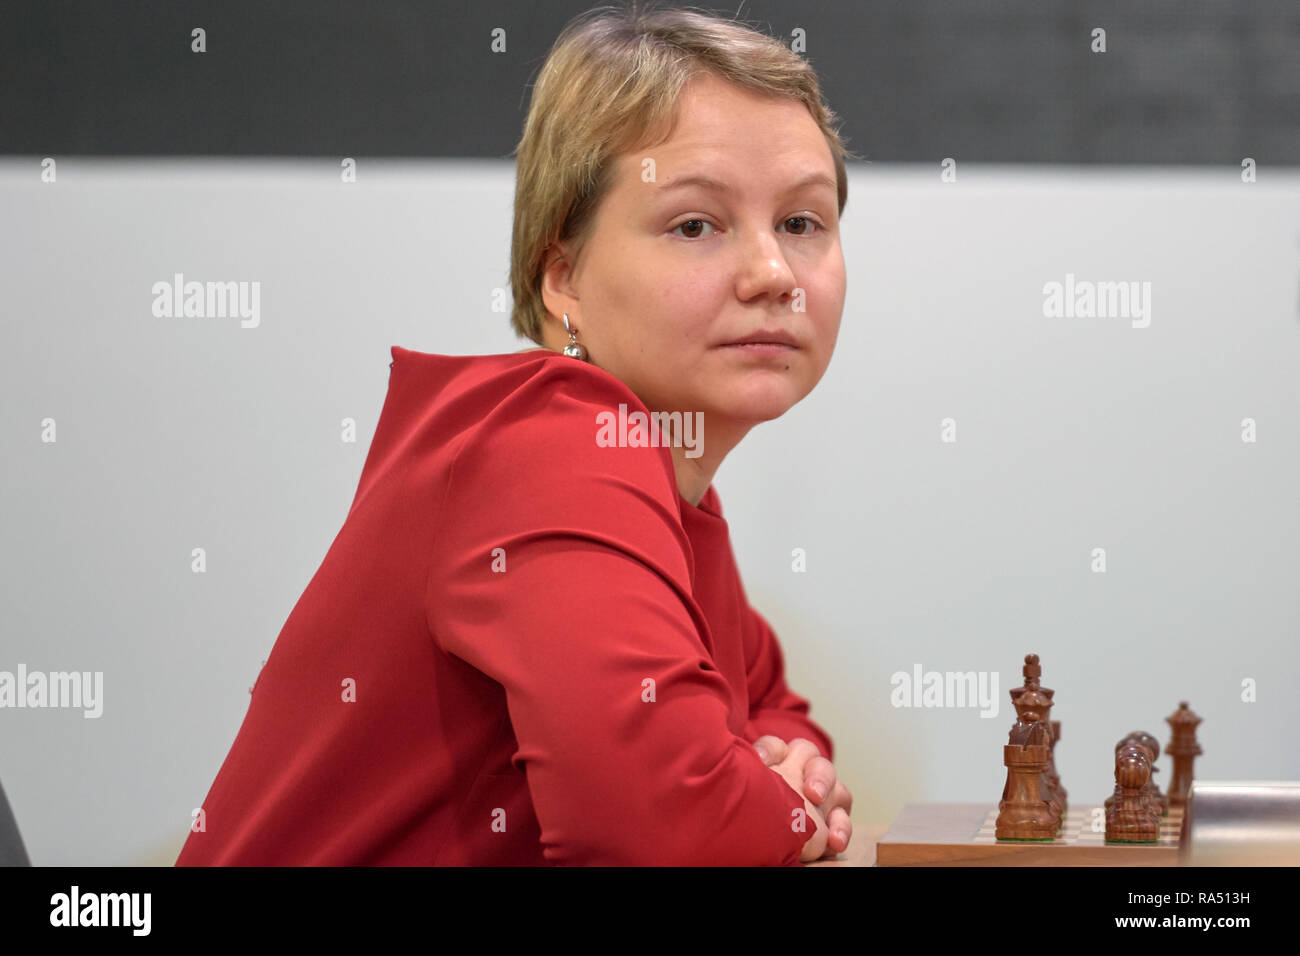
[540, 242, 578, 309]
[539, 243, 582, 349]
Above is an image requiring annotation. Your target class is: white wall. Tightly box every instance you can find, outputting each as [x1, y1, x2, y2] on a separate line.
[1, 158, 1296, 864]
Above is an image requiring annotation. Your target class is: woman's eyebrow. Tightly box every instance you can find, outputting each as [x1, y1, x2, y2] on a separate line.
[657, 172, 836, 197]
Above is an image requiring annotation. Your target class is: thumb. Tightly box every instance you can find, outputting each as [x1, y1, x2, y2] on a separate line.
[752, 734, 788, 766]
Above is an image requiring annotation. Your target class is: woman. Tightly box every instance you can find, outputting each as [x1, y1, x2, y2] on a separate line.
[177, 2, 854, 866]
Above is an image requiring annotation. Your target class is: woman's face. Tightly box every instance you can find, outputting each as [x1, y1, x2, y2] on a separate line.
[542, 71, 846, 431]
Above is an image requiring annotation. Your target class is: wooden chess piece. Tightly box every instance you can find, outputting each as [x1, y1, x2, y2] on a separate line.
[1050, 718, 1066, 816]
[996, 687, 1058, 840]
[1165, 701, 1202, 807]
[1104, 742, 1161, 817]
[1008, 654, 1066, 819]
[1119, 731, 1169, 815]
[1105, 745, 1160, 843]
[1032, 700, 1064, 822]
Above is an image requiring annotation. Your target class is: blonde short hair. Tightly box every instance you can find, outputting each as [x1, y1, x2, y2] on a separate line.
[508, 1, 857, 345]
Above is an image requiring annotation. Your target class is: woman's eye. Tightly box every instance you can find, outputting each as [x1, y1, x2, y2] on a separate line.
[670, 216, 823, 239]
[671, 218, 714, 239]
[782, 216, 820, 236]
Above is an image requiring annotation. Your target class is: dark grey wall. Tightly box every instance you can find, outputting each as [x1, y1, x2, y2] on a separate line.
[2, 0, 1297, 162]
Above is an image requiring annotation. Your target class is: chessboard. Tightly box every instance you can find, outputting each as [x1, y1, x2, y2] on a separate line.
[876, 803, 1186, 866]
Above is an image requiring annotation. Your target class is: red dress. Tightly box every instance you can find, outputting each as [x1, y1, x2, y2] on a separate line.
[175, 346, 834, 866]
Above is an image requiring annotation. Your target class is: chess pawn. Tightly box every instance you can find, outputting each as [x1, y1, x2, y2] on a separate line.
[996, 687, 1059, 839]
[1119, 731, 1169, 816]
[1105, 746, 1160, 843]
[1165, 701, 1203, 807]
[1104, 743, 1161, 817]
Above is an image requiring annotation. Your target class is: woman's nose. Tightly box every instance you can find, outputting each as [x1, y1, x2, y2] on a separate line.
[735, 231, 797, 301]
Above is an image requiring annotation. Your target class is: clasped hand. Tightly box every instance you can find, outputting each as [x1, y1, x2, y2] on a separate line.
[753, 735, 853, 863]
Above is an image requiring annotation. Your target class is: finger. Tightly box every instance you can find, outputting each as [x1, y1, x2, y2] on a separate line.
[799, 806, 831, 863]
[801, 755, 836, 805]
[825, 806, 852, 854]
[807, 798, 830, 843]
[781, 737, 821, 771]
[827, 779, 853, 817]
[752, 735, 788, 766]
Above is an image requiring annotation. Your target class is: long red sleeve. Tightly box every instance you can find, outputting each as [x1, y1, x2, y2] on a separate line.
[175, 347, 820, 866]
[426, 357, 809, 865]
[742, 607, 835, 761]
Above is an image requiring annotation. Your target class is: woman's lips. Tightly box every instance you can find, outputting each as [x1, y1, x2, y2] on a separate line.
[720, 342, 797, 355]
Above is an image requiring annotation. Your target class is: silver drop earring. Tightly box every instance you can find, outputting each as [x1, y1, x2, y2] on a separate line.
[562, 313, 588, 361]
